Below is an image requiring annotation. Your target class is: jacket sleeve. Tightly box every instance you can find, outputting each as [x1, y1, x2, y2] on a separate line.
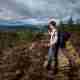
[50, 31, 58, 46]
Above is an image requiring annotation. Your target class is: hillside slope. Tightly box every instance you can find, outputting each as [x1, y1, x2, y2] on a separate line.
[0, 32, 80, 80]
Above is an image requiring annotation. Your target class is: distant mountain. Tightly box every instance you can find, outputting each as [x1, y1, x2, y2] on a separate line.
[0, 18, 48, 26]
[0, 18, 48, 32]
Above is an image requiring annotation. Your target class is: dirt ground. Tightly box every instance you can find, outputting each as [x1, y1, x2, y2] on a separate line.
[0, 32, 80, 80]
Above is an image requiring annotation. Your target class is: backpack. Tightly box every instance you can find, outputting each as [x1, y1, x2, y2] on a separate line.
[58, 31, 71, 46]
[63, 32, 71, 41]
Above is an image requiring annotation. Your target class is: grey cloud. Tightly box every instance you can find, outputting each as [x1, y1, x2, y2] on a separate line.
[0, 0, 32, 16]
[0, 0, 80, 20]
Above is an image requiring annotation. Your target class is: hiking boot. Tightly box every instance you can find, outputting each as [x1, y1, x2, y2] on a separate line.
[46, 63, 51, 70]
[43, 60, 51, 70]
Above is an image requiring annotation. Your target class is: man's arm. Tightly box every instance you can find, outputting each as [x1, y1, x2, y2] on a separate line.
[40, 31, 58, 48]
[29, 31, 58, 49]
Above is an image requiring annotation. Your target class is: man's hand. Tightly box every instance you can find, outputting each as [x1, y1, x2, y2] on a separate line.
[29, 42, 38, 50]
[40, 43, 50, 48]
[29, 41, 50, 50]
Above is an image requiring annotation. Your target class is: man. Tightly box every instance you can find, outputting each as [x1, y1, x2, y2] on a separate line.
[30, 20, 58, 69]
[43, 20, 58, 69]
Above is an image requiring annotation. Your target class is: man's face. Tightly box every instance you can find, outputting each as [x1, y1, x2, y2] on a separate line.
[49, 24, 55, 30]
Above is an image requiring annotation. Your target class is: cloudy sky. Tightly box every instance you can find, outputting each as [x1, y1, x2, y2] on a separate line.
[0, 0, 80, 20]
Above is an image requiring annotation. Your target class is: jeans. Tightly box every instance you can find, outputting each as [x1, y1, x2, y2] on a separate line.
[48, 47, 55, 64]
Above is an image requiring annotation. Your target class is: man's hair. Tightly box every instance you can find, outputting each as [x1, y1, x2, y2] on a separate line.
[49, 21, 56, 26]
[48, 21, 56, 29]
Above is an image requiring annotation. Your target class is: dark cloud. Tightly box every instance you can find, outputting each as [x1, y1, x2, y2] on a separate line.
[0, 0, 32, 16]
[0, 9, 3, 12]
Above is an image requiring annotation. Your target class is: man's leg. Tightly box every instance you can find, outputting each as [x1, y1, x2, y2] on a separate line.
[48, 47, 54, 64]
[43, 47, 55, 69]
[53, 44, 59, 74]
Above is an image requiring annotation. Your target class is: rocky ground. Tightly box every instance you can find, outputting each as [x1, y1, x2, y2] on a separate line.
[0, 32, 80, 80]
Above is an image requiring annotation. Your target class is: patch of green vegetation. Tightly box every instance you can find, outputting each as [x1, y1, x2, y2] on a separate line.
[58, 17, 80, 32]
[16, 30, 33, 41]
